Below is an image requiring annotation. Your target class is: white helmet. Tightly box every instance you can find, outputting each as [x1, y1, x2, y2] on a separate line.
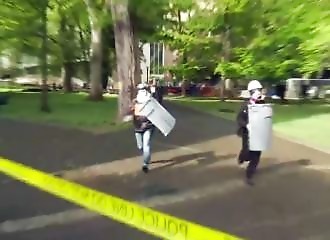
[137, 83, 148, 90]
[247, 80, 263, 91]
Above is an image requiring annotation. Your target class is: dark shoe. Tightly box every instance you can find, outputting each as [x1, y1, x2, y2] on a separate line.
[142, 165, 149, 173]
[238, 157, 244, 165]
[238, 150, 249, 165]
[246, 178, 255, 186]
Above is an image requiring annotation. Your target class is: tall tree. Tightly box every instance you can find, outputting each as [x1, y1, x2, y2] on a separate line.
[48, 0, 89, 92]
[40, 0, 50, 112]
[128, 0, 169, 86]
[84, 0, 105, 100]
[108, 0, 135, 121]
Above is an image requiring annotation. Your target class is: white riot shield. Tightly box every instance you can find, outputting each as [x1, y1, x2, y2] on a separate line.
[248, 104, 273, 151]
[139, 97, 176, 136]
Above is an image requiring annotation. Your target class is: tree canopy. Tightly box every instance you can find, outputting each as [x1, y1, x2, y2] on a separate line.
[0, 0, 329, 90]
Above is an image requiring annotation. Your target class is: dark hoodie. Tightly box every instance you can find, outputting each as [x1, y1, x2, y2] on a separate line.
[129, 96, 154, 133]
[236, 99, 265, 137]
[133, 114, 154, 133]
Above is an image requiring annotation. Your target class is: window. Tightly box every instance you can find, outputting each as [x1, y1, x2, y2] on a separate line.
[149, 42, 164, 75]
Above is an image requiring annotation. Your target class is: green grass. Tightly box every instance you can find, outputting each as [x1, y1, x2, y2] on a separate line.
[0, 87, 24, 92]
[274, 114, 330, 151]
[0, 92, 128, 133]
[170, 97, 330, 151]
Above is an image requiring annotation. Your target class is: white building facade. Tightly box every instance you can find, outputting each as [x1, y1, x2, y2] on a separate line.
[140, 42, 165, 83]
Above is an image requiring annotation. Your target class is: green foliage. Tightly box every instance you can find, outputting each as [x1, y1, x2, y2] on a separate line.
[0, 0, 91, 72]
[1, 0, 329, 85]
[161, 0, 330, 83]
[129, 0, 169, 42]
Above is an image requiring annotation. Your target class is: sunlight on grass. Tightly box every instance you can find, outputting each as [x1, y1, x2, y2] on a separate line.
[170, 97, 330, 122]
[275, 114, 330, 151]
[0, 88, 23, 92]
[0, 92, 128, 132]
[170, 97, 241, 120]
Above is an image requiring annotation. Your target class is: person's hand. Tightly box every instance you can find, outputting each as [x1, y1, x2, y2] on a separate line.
[123, 115, 133, 122]
[246, 123, 251, 132]
[130, 99, 137, 110]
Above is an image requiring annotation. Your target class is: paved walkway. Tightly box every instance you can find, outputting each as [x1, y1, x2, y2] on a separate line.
[0, 102, 329, 240]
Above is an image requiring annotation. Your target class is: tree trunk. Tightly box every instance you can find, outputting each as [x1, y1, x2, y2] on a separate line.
[219, 5, 231, 102]
[62, 62, 74, 92]
[132, 30, 141, 86]
[181, 52, 188, 96]
[40, 0, 50, 112]
[77, 25, 90, 82]
[85, 0, 103, 101]
[181, 80, 187, 96]
[110, 67, 118, 90]
[101, 27, 111, 90]
[89, 23, 103, 100]
[219, 76, 226, 101]
[102, 54, 110, 90]
[108, 0, 135, 122]
[59, 13, 74, 93]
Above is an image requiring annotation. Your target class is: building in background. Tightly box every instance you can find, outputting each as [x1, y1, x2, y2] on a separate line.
[140, 42, 177, 84]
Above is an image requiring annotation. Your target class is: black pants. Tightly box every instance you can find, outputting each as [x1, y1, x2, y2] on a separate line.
[239, 133, 262, 179]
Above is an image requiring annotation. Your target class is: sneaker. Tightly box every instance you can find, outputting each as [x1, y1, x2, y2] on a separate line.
[142, 165, 149, 173]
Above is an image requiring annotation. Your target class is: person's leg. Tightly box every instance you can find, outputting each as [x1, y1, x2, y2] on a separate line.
[142, 129, 152, 171]
[135, 132, 143, 152]
[246, 151, 261, 185]
[238, 132, 249, 165]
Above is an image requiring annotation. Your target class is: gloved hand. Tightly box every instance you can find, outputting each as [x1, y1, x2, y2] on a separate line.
[246, 123, 251, 132]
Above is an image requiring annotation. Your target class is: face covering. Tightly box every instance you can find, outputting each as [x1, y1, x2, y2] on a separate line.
[250, 89, 262, 103]
[136, 89, 151, 104]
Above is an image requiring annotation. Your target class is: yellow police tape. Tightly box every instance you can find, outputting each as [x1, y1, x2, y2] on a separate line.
[0, 157, 242, 240]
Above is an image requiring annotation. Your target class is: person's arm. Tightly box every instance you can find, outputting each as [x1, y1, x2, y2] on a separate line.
[123, 99, 140, 122]
[130, 99, 138, 111]
[236, 102, 248, 128]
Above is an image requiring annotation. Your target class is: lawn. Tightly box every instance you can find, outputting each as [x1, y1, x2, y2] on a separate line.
[0, 88, 24, 93]
[170, 97, 330, 152]
[0, 92, 128, 133]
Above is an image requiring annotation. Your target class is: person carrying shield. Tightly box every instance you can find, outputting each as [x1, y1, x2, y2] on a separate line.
[130, 83, 155, 173]
[236, 80, 266, 185]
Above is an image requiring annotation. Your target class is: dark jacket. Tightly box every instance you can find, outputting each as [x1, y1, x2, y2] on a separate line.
[152, 86, 164, 104]
[133, 114, 154, 133]
[129, 101, 154, 133]
[236, 99, 265, 137]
